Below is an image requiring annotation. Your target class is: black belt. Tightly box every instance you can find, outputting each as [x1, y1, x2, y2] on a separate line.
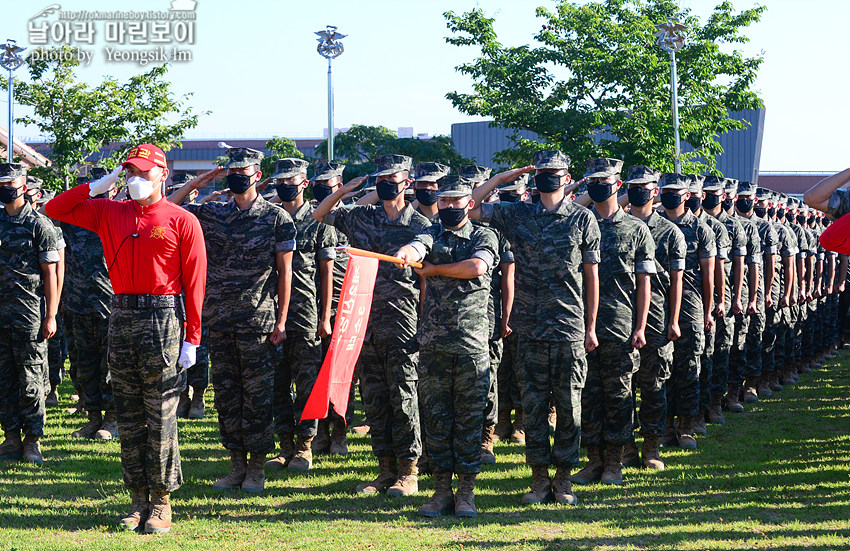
[112, 294, 178, 310]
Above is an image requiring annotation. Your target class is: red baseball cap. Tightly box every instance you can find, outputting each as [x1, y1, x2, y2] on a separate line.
[123, 144, 167, 171]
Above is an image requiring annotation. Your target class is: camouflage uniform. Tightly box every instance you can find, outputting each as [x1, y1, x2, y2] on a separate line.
[785, 210, 811, 368]
[582, 206, 655, 447]
[272, 200, 336, 440]
[728, 213, 762, 386]
[187, 190, 297, 453]
[61, 220, 115, 413]
[761, 198, 797, 380]
[0, 195, 60, 438]
[478, 150, 600, 469]
[410, 200, 498, 473]
[321, 186, 431, 460]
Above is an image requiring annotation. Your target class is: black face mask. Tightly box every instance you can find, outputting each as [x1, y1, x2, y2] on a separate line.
[685, 196, 702, 213]
[768, 207, 776, 218]
[736, 198, 754, 213]
[796, 214, 806, 224]
[534, 172, 563, 193]
[627, 186, 653, 207]
[376, 180, 403, 201]
[531, 193, 541, 204]
[226, 173, 255, 194]
[661, 192, 684, 210]
[754, 206, 767, 218]
[438, 206, 467, 228]
[0, 185, 23, 204]
[312, 183, 334, 203]
[778, 209, 786, 220]
[587, 182, 617, 203]
[722, 197, 734, 211]
[276, 183, 302, 202]
[498, 191, 522, 203]
[414, 188, 438, 206]
[702, 194, 722, 210]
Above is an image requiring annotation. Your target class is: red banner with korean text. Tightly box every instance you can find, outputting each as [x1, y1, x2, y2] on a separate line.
[301, 252, 379, 423]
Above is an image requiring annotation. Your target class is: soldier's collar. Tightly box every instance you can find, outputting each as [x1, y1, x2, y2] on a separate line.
[644, 210, 661, 228]
[0, 200, 35, 224]
[591, 205, 627, 223]
[290, 199, 313, 222]
[533, 196, 574, 217]
[229, 193, 267, 218]
[440, 219, 474, 239]
[383, 202, 415, 226]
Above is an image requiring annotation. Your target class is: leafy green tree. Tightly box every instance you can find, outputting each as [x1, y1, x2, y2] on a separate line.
[3, 45, 205, 190]
[260, 136, 305, 178]
[444, 0, 765, 173]
[313, 124, 397, 163]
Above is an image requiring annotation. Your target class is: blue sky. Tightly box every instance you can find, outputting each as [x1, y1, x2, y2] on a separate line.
[5, 0, 849, 171]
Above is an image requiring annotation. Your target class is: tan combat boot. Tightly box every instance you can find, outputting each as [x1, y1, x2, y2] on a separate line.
[621, 440, 641, 468]
[23, 435, 43, 465]
[386, 458, 418, 496]
[641, 434, 665, 470]
[313, 419, 331, 454]
[0, 430, 23, 460]
[287, 435, 314, 472]
[510, 409, 526, 445]
[66, 394, 85, 416]
[600, 445, 623, 485]
[119, 489, 149, 531]
[417, 451, 432, 476]
[707, 394, 726, 424]
[176, 388, 190, 418]
[724, 384, 744, 413]
[188, 390, 206, 419]
[212, 450, 247, 490]
[757, 376, 773, 397]
[417, 471, 454, 517]
[72, 411, 103, 439]
[265, 432, 294, 470]
[676, 417, 697, 449]
[493, 408, 512, 442]
[693, 408, 708, 436]
[571, 446, 604, 485]
[242, 453, 266, 493]
[521, 465, 552, 504]
[552, 466, 577, 505]
[144, 491, 172, 534]
[480, 425, 496, 465]
[95, 411, 119, 440]
[356, 456, 397, 494]
[768, 371, 783, 392]
[659, 416, 678, 447]
[454, 473, 478, 517]
[45, 384, 59, 407]
[743, 378, 759, 403]
[329, 419, 348, 456]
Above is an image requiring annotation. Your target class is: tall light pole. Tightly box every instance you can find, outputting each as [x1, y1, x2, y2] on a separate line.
[655, 19, 686, 173]
[315, 25, 345, 161]
[0, 39, 26, 163]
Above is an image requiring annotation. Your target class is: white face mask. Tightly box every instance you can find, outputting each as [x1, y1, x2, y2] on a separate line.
[127, 175, 155, 201]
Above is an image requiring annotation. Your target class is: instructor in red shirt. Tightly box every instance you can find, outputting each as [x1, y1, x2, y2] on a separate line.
[46, 144, 207, 534]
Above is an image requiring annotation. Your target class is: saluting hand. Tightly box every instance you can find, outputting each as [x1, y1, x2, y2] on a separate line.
[193, 166, 225, 188]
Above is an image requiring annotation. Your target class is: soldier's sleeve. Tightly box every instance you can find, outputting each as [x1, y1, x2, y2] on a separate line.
[634, 223, 657, 274]
[826, 188, 850, 219]
[762, 224, 779, 255]
[322, 203, 355, 237]
[469, 226, 498, 270]
[780, 227, 797, 258]
[697, 220, 716, 259]
[797, 229, 809, 258]
[315, 220, 337, 261]
[479, 201, 509, 237]
[581, 211, 602, 264]
[499, 232, 514, 265]
[274, 209, 297, 253]
[730, 221, 747, 257]
[409, 225, 437, 260]
[33, 216, 60, 264]
[746, 224, 761, 264]
[668, 227, 687, 271]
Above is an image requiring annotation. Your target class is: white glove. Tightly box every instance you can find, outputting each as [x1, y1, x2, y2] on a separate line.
[177, 341, 198, 369]
[89, 166, 123, 197]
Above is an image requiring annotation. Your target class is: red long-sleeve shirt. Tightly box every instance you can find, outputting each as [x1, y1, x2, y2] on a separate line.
[820, 215, 850, 255]
[46, 183, 207, 344]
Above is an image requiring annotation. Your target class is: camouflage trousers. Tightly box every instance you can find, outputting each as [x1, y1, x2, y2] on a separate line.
[272, 330, 322, 439]
[516, 338, 586, 469]
[632, 340, 673, 438]
[419, 346, 489, 474]
[785, 304, 801, 367]
[211, 331, 277, 454]
[699, 320, 717, 409]
[710, 312, 735, 396]
[0, 330, 47, 436]
[761, 307, 786, 375]
[496, 332, 521, 415]
[64, 311, 80, 395]
[483, 338, 503, 428]
[321, 335, 355, 425]
[46, 312, 66, 389]
[582, 340, 639, 447]
[71, 313, 114, 413]
[186, 329, 210, 391]
[729, 312, 764, 385]
[108, 306, 184, 493]
[358, 338, 420, 459]
[666, 322, 703, 419]
[793, 304, 807, 364]
[802, 304, 816, 357]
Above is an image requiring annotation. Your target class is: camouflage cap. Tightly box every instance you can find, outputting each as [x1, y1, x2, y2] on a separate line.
[271, 158, 309, 180]
[458, 165, 492, 183]
[436, 175, 474, 198]
[775, 194, 788, 206]
[533, 150, 571, 170]
[584, 157, 624, 179]
[498, 172, 529, 192]
[0, 163, 25, 183]
[625, 166, 660, 185]
[724, 178, 739, 195]
[702, 175, 725, 192]
[224, 147, 264, 169]
[684, 174, 704, 195]
[91, 167, 109, 180]
[414, 161, 451, 183]
[371, 154, 413, 177]
[659, 173, 689, 191]
[170, 173, 196, 190]
[755, 187, 772, 200]
[312, 160, 345, 181]
[35, 189, 54, 204]
[25, 175, 43, 188]
[737, 181, 757, 196]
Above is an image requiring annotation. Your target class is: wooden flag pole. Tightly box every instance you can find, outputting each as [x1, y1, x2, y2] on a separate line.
[337, 246, 423, 269]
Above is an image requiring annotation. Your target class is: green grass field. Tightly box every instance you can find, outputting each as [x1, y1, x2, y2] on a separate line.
[1, 354, 849, 551]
